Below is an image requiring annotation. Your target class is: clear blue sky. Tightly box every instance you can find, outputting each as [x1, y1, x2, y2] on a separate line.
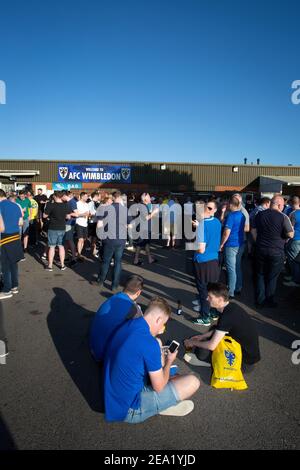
[0, 0, 300, 165]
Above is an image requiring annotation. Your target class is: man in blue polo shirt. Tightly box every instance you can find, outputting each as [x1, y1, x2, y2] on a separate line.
[192, 201, 221, 326]
[220, 196, 248, 298]
[89, 275, 144, 362]
[103, 297, 200, 423]
[0, 190, 24, 299]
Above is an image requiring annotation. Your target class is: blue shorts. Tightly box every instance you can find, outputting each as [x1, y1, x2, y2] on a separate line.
[63, 225, 75, 242]
[48, 230, 65, 247]
[124, 382, 179, 424]
[21, 219, 30, 236]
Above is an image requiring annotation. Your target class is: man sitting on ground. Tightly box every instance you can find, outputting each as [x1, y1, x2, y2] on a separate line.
[89, 275, 144, 362]
[184, 282, 260, 373]
[103, 297, 200, 423]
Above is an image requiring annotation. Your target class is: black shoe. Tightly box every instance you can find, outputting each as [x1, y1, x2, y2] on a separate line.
[229, 296, 235, 300]
[234, 290, 241, 296]
[90, 278, 102, 287]
[133, 260, 143, 266]
[264, 300, 278, 308]
[255, 302, 265, 309]
[68, 259, 77, 267]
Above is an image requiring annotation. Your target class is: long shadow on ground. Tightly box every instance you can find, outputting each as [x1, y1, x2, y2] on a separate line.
[47, 287, 103, 413]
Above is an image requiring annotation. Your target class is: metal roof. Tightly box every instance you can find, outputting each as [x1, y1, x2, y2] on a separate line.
[261, 175, 300, 185]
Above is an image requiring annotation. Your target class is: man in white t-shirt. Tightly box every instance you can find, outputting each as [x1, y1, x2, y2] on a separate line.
[76, 192, 90, 260]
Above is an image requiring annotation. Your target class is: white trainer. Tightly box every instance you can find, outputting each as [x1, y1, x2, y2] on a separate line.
[192, 300, 200, 305]
[183, 352, 211, 367]
[0, 292, 13, 300]
[159, 400, 194, 417]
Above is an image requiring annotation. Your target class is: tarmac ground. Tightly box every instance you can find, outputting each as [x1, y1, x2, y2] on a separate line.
[0, 241, 300, 450]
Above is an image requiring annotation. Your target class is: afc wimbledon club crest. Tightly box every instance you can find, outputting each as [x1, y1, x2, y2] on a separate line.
[225, 350, 236, 367]
[59, 167, 69, 180]
[121, 167, 131, 181]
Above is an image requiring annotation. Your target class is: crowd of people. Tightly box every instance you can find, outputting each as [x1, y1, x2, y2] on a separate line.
[0, 186, 299, 423]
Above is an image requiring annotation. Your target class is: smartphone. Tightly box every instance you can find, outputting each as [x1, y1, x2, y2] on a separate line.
[168, 340, 180, 354]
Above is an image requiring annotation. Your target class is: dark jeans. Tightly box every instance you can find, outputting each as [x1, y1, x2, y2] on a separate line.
[195, 347, 212, 363]
[29, 219, 38, 245]
[1, 250, 18, 293]
[255, 250, 285, 304]
[98, 243, 125, 289]
[286, 240, 300, 283]
[194, 277, 210, 320]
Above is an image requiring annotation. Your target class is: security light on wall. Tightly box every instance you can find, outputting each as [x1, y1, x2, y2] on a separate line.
[160, 164, 167, 171]
[232, 166, 239, 173]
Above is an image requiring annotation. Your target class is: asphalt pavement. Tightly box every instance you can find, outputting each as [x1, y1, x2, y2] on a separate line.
[0, 242, 300, 450]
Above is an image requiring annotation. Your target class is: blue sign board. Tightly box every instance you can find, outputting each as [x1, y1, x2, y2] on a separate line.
[52, 182, 83, 191]
[57, 164, 131, 184]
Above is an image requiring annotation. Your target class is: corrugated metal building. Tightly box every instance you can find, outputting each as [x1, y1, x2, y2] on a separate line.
[0, 159, 300, 196]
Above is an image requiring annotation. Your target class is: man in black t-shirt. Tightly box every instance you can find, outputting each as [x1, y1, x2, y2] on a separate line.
[43, 191, 71, 271]
[251, 195, 294, 308]
[34, 188, 48, 231]
[184, 283, 260, 371]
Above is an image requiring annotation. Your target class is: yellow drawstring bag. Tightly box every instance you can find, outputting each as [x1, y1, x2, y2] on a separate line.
[211, 335, 248, 390]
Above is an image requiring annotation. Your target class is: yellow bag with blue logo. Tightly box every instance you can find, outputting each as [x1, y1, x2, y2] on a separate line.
[211, 336, 248, 390]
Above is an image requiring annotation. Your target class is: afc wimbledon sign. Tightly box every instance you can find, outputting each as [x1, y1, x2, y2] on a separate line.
[57, 164, 132, 184]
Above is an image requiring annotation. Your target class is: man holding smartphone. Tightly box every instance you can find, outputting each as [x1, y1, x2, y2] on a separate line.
[103, 297, 200, 423]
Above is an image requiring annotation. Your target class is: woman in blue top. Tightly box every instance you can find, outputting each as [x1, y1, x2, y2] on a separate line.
[220, 196, 248, 298]
[192, 200, 222, 326]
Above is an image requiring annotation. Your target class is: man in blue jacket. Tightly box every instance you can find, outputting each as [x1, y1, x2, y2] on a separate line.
[89, 275, 144, 362]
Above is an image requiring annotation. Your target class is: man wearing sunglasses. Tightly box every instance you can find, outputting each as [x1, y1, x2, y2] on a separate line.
[192, 200, 222, 326]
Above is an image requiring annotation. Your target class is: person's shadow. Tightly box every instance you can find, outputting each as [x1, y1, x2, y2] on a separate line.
[47, 287, 103, 413]
[0, 414, 17, 450]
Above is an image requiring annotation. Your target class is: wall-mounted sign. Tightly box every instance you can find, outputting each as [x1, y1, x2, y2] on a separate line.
[52, 182, 83, 191]
[57, 164, 131, 184]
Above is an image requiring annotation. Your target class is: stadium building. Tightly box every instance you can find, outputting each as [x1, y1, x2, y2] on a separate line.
[0, 159, 300, 199]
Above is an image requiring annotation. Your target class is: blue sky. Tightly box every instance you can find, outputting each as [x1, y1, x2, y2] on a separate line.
[0, 0, 299, 165]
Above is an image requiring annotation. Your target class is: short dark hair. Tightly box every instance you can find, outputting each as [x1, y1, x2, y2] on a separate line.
[37, 188, 43, 192]
[80, 192, 88, 199]
[207, 282, 229, 302]
[146, 296, 171, 317]
[123, 275, 144, 295]
[19, 190, 26, 196]
[112, 190, 122, 199]
[207, 199, 217, 208]
[260, 197, 271, 206]
[54, 191, 64, 199]
[0, 189, 7, 198]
